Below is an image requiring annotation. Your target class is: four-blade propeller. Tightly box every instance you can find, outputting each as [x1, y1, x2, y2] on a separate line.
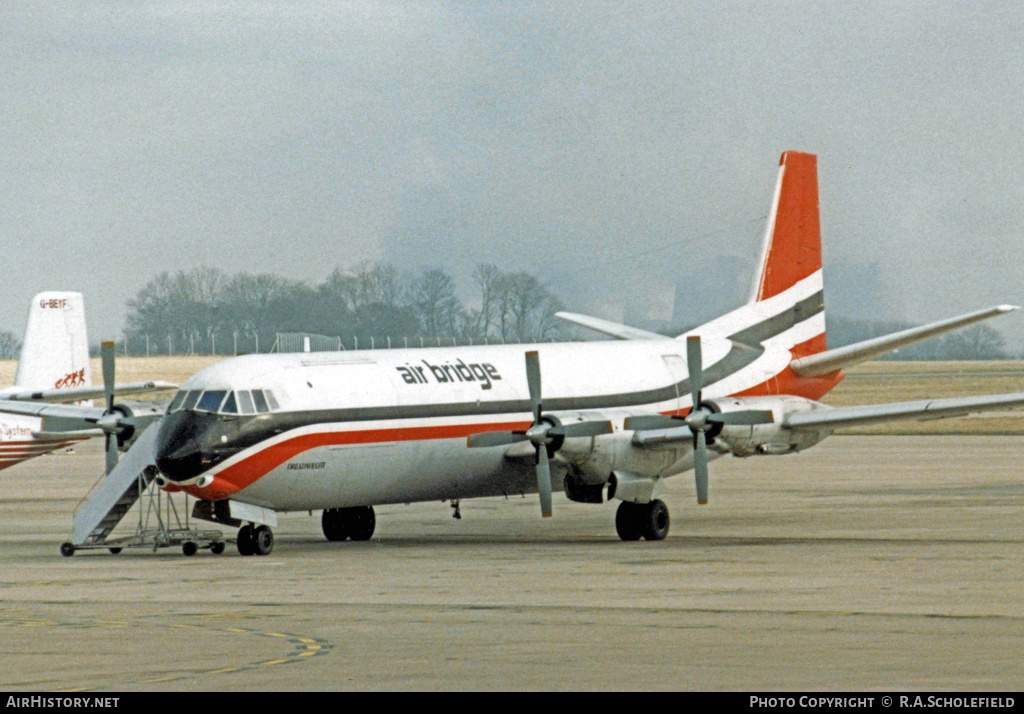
[624, 335, 773, 505]
[467, 350, 612, 518]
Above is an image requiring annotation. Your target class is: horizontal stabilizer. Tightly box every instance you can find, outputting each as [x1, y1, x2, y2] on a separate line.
[0, 381, 177, 404]
[785, 391, 1024, 431]
[554, 312, 671, 341]
[791, 305, 1019, 376]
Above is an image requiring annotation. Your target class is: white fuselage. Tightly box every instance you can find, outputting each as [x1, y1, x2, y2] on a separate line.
[168, 273, 826, 512]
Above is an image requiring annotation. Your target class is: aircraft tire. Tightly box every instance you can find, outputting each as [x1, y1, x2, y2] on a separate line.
[322, 506, 375, 542]
[347, 507, 375, 541]
[614, 502, 644, 541]
[321, 508, 350, 541]
[237, 524, 256, 556]
[640, 499, 670, 541]
[253, 525, 274, 556]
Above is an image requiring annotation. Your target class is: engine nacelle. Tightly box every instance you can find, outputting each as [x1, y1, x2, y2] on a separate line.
[110, 402, 165, 449]
[705, 395, 831, 457]
[554, 409, 685, 488]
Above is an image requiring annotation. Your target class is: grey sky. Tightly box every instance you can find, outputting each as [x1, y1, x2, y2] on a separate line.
[3, 2, 1024, 348]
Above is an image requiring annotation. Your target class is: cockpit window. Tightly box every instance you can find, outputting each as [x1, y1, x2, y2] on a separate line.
[221, 391, 238, 414]
[251, 390, 269, 413]
[236, 390, 256, 414]
[167, 388, 278, 415]
[196, 390, 228, 413]
[167, 390, 187, 413]
[181, 390, 202, 411]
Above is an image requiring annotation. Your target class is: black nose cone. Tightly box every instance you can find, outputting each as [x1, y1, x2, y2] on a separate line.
[155, 410, 209, 483]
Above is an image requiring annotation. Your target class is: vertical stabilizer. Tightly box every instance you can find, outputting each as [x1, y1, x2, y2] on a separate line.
[14, 292, 93, 392]
[751, 151, 822, 303]
[748, 151, 826, 360]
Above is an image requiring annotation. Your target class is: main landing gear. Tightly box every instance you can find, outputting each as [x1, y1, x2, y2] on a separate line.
[615, 499, 670, 541]
[322, 506, 376, 542]
[236, 523, 274, 556]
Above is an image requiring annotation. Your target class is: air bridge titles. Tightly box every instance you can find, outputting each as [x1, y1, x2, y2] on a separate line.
[396, 359, 502, 391]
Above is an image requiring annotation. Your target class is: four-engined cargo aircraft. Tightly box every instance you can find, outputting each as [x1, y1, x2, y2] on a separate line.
[0, 293, 173, 473]
[146, 151, 1024, 555]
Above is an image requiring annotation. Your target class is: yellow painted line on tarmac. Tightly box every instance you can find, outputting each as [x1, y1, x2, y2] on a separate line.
[0, 610, 332, 689]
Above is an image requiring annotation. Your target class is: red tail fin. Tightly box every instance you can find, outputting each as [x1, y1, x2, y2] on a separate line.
[752, 151, 822, 302]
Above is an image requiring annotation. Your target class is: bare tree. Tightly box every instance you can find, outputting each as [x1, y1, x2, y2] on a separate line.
[0, 331, 19, 359]
[495, 271, 565, 343]
[471, 263, 503, 340]
[410, 268, 462, 339]
[942, 324, 1008, 360]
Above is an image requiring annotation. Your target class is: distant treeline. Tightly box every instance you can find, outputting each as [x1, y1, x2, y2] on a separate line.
[0, 270, 1013, 361]
[119, 263, 567, 356]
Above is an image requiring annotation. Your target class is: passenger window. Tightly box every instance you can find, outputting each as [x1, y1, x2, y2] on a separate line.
[167, 391, 187, 413]
[182, 390, 202, 411]
[221, 391, 238, 414]
[196, 390, 228, 413]
[252, 390, 269, 413]
[236, 390, 255, 414]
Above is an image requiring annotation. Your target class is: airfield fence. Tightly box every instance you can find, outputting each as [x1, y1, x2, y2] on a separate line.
[112, 332, 543, 357]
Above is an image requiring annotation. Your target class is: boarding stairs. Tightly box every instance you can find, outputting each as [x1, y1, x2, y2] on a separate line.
[62, 422, 224, 556]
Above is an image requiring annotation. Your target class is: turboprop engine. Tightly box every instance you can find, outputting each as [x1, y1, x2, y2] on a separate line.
[624, 335, 836, 505]
[701, 395, 830, 457]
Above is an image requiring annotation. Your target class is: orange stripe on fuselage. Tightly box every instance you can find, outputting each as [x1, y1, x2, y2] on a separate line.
[182, 420, 531, 500]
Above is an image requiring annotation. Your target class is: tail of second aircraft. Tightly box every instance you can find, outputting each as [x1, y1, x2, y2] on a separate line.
[12, 292, 93, 394]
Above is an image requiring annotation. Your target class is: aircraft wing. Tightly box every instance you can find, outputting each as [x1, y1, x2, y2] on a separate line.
[0, 381, 177, 404]
[0, 398, 165, 437]
[0, 399, 111, 424]
[626, 391, 1024, 446]
[784, 392, 1024, 431]
[554, 311, 671, 340]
